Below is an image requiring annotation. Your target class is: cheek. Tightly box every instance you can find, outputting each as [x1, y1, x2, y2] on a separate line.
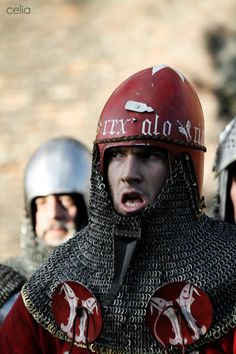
[152, 164, 168, 182]
[107, 164, 118, 195]
[68, 206, 78, 221]
[230, 183, 236, 202]
[107, 163, 114, 185]
[35, 210, 43, 223]
[149, 164, 168, 196]
[35, 211, 44, 234]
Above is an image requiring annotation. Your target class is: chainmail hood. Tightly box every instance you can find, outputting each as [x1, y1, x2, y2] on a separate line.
[4, 217, 55, 280]
[22, 152, 236, 353]
[0, 264, 26, 308]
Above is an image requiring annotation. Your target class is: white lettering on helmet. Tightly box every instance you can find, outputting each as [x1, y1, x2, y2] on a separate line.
[101, 117, 203, 145]
[102, 119, 132, 136]
[102, 119, 109, 136]
[163, 121, 172, 136]
[118, 119, 132, 134]
[142, 119, 152, 136]
[194, 127, 202, 145]
[110, 119, 119, 135]
[142, 118, 173, 137]
[153, 114, 161, 136]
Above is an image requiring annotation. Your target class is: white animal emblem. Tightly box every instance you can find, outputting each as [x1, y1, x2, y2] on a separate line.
[75, 297, 98, 344]
[60, 283, 79, 339]
[176, 284, 206, 340]
[150, 284, 205, 346]
[150, 297, 187, 345]
[177, 120, 192, 142]
[59, 283, 99, 344]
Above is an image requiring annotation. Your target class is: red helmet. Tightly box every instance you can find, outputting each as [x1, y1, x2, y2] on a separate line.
[95, 65, 206, 195]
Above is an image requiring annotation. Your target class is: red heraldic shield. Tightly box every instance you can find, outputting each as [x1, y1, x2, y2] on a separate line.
[52, 281, 103, 346]
[146, 281, 213, 348]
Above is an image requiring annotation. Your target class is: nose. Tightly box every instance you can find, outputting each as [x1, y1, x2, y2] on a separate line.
[46, 196, 64, 220]
[121, 155, 142, 184]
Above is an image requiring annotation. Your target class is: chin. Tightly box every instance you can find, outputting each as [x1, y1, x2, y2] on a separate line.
[118, 207, 145, 216]
[45, 233, 72, 247]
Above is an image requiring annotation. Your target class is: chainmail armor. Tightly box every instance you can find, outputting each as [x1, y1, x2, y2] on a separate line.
[22, 153, 236, 353]
[0, 264, 26, 308]
[4, 217, 54, 279]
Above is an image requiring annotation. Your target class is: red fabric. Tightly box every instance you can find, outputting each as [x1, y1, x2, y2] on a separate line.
[201, 330, 236, 354]
[0, 295, 87, 354]
[0, 294, 235, 353]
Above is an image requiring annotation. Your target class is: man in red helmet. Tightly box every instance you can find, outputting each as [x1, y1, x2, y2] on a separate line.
[0, 65, 235, 353]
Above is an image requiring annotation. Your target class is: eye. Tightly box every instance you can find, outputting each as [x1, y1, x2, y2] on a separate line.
[110, 149, 119, 158]
[59, 195, 75, 209]
[141, 149, 153, 158]
[108, 148, 124, 160]
[139, 148, 168, 164]
[35, 197, 46, 207]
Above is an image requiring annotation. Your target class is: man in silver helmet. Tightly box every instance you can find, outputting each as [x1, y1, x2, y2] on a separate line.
[4, 136, 91, 280]
[213, 117, 236, 223]
[0, 66, 235, 353]
[0, 137, 91, 323]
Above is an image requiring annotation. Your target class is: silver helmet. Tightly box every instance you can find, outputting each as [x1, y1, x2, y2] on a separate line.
[213, 117, 236, 222]
[24, 136, 91, 228]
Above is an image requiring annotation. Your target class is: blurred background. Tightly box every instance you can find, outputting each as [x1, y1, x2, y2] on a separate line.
[1, 0, 236, 261]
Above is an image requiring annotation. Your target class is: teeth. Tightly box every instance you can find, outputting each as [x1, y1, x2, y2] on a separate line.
[125, 200, 141, 207]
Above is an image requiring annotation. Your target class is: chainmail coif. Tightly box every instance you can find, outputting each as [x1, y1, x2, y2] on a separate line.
[22, 153, 236, 353]
[4, 217, 55, 280]
[0, 264, 26, 308]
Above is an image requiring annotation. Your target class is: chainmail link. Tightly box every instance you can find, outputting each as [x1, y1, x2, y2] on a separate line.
[22, 154, 236, 353]
[0, 264, 26, 308]
[4, 217, 55, 279]
[212, 193, 221, 221]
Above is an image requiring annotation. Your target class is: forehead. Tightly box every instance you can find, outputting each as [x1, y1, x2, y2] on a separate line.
[35, 193, 75, 200]
[108, 145, 167, 155]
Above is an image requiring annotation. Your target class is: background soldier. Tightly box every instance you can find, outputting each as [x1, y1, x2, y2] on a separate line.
[0, 66, 235, 353]
[213, 117, 236, 223]
[0, 136, 91, 323]
[4, 136, 91, 279]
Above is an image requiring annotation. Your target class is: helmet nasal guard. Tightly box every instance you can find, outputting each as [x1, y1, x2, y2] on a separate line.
[95, 65, 206, 195]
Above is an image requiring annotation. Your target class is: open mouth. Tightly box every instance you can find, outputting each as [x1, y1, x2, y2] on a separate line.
[121, 192, 146, 213]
